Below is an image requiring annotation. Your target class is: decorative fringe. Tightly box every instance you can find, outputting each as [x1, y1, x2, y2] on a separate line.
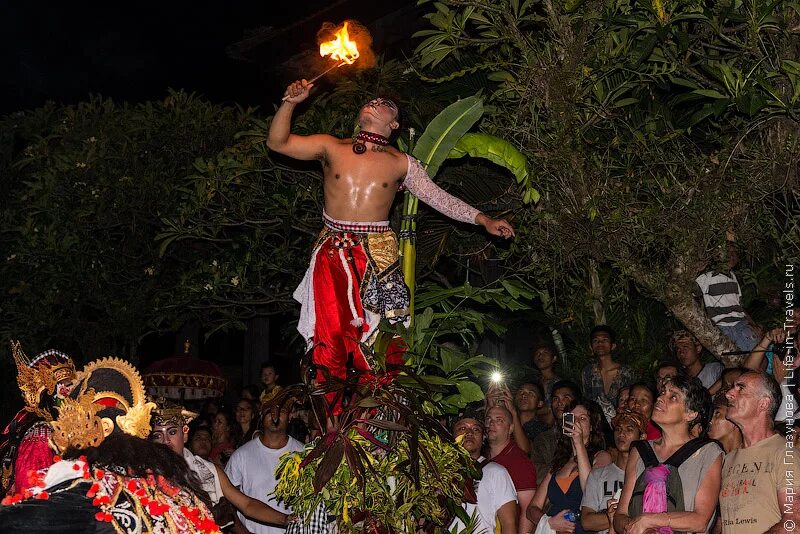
[339, 249, 363, 328]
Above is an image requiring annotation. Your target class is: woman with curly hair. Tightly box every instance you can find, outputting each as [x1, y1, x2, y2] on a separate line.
[527, 400, 611, 533]
[613, 375, 722, 534]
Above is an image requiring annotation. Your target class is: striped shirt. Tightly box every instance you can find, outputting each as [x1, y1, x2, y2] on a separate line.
[694, 271, 745, 325]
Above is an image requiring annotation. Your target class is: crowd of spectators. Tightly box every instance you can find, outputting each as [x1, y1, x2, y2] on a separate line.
[3, 314, 797, 534]
[449, 318, 800, 534]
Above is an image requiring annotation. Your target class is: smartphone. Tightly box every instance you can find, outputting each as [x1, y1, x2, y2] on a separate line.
[562, 412, 574, 434]
[613, 488, 622, 501]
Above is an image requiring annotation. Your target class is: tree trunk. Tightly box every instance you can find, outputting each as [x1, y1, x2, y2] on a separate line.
[588, 259, 607, 325]
[243, 316, 270, 386]
[665, 294, 743, 367]
[626, 262, 743, 366]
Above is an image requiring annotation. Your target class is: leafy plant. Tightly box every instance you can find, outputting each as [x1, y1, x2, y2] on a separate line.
[414, 0, 799, 359]
[270, 278, 532, 532]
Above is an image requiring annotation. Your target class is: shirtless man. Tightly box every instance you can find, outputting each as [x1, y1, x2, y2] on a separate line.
[268, 80, 514, 411]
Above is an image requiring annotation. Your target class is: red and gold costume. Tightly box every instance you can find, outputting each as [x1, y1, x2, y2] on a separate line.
[0, 357, 220, 534]
[1, 342, 75, 495]
[293, 155, 480, 411]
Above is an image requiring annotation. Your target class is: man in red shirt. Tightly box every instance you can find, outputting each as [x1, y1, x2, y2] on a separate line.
[486, 405, 538, 534]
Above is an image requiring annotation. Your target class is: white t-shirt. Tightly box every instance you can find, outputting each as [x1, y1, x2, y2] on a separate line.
[696, 362, 724, 389]
[580, 463, 624, 534]
[225, 435, 304, 534]
[450, 458, 517, 534]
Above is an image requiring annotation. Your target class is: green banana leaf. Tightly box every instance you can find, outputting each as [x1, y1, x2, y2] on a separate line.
[411, 95, 483, 176]
[448, 131, 533, 187]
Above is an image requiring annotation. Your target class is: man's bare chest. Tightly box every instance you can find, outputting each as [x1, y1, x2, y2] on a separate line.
[323, 147, 405, 189]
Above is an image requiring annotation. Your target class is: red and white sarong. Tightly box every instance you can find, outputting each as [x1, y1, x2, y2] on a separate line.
[293, 212, 410, 411]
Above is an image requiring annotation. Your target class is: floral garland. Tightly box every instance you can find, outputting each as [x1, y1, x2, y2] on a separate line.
[2, 455, 220, 534]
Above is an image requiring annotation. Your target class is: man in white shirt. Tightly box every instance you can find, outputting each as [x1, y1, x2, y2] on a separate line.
[671, 330, 723, 389]
[226, 403, 304, 534]
[148, 399, 293, 529]
[451, 416, 518, 534]
[580, 409, 645, 534]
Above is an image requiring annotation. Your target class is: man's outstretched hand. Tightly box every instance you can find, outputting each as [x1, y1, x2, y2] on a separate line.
[477, 213, 515, 239]
[283, 79, 314, 104]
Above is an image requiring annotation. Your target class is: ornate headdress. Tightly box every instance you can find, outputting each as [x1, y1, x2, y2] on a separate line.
[50, 357, 156, 453]
[11, 340, 76, 421]
[151, 397, 198, 428]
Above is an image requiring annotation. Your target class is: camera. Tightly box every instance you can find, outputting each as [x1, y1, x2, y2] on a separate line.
[562, 412, 575, 434]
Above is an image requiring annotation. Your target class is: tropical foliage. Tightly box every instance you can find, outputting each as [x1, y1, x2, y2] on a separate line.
[271, 279, 532, 533]
[414, 0, 800, 360]
[0, 92, 249, 357]
[400, 94, 532, 316]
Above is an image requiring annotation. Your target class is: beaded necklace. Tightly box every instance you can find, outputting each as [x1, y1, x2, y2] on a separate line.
[352, 130, 390, 154]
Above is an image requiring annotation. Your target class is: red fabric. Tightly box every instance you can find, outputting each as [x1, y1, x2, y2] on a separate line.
[13, 424, 53, 493]
[312, 237, 371, 413]
[490, 441, 538, 492]
[646, 420, 662, 440]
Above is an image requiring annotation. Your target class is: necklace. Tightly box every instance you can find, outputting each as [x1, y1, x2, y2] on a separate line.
[352, 131, 390, 154]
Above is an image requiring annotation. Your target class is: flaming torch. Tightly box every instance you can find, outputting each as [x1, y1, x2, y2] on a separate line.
[282, 22, 361, 101]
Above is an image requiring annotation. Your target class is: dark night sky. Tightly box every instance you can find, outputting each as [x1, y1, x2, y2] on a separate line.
[0, 0, 355, 115]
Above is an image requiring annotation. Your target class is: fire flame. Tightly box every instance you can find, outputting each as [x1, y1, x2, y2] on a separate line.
[319, 22, 359, 65]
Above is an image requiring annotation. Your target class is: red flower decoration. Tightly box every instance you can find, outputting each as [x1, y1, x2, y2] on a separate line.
[35, 491, 49, 500]
[92, 495, 111, 507]
[86, 483, 100, 498]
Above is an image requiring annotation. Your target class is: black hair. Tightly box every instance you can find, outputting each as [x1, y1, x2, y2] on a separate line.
[628, 381, 657, 401]
[590, 325, 617, 344]
[235, 398, 259, 445]
[260, 362, 278, 373]
[532, 343, 558, 357]
[616, 385, 631, 404]
[188, 424, 211, 442]
[668, 375, 713, 434]
[655, 360, 681, 375]
[213, 406, 242, 445]
[550, 379, 583, 402]
[516, 381, 545, 401]
[241, 384, 262, 399]
[551, 400, 607, 474]
[63, 433, 212, 509]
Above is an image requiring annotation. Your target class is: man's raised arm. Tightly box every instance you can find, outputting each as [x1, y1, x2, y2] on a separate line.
[267, 80, 335, 161]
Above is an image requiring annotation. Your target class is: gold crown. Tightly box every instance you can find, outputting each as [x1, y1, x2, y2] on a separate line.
[11, 341, 76, 421]
[151, 397, 198, 428]
[50, 357, 156, 453]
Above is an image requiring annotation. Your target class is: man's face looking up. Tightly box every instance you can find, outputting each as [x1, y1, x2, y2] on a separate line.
[590, 332, 615, 357]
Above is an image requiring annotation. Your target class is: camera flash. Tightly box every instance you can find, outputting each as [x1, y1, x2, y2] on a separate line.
[490, 371, 503, 383]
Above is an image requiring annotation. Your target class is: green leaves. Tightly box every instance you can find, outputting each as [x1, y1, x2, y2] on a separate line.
[412, 95, 484, 177]
[448, 132, 538, 202]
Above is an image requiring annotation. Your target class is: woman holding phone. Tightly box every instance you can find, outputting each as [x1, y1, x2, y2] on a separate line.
[527, 400, 611, 533]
